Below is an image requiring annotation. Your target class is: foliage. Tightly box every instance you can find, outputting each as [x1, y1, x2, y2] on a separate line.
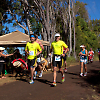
[30, 17, 42, 36]
[0, 0, 100, 59]
[75, 1, 89, 21]
[0, 0, 11, 35]
[66, 56, 76, 66]
[75, 16, 99, 55]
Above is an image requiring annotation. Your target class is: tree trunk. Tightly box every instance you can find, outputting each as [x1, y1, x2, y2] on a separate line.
[72, 0, 76, 59]
[24, 0, 33, 35]
[69, 0, 72, 57]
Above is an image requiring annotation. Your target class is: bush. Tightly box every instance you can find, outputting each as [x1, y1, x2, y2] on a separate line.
[66, 56, 76, 66]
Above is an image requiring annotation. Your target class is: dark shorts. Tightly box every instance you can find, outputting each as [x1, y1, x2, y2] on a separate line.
[27, 58, 36, 70]
[63, 54, 67, 61]
[52, 54, 63, 68]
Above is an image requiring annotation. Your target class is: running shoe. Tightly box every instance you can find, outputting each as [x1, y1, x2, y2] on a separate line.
[62, 76, 65, 82]
[29, 80, 34, 84]
[51, 82, 56, 86]
[84, 72, 87, 76]
[80, 73, 83, 77]
[64, 68, 67, 72]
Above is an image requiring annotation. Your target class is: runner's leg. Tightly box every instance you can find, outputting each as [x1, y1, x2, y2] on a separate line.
[64, 61, 67, 72]
[59, 59, 65, 82]
[80, 62, 83, 76]
[30, 67, 35, 80]
[29, 59, 36, 84]
[53, 67, 57, 82]
[38, 64, 43, 78]
[84, 63, 87, 76]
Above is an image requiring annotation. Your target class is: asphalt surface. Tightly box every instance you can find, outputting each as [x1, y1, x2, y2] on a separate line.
[0, 61, 100, 100]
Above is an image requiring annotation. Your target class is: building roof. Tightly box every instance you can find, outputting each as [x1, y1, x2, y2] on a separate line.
[0, 30, 49, 47]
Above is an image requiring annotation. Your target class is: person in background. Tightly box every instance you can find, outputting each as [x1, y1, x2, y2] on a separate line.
[98, 49, 100, 62]
[12, 49, 28, 70]
[88, 48, 94, 63]
[0, 47, 13, 79]
[33, 34, 44, 79]
[14, 49, 22, 59]
[25, 34, 42, 84]
[63, 47, 69, 72]
[49, 33, 68, 86]
[79, 45, 88, 77]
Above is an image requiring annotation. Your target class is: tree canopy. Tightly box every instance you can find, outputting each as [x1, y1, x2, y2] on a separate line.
[0, 0, 99, 57]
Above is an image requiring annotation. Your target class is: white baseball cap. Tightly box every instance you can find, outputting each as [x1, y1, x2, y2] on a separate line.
[80, 45, 85, 47]
[0, 47, 5, 50]
[54, 33, 60, 37]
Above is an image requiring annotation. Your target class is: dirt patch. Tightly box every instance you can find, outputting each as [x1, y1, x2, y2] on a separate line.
[0, 74, 16, 86]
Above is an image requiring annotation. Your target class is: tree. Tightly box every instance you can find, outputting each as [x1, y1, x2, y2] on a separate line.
[0, 0, 10, 35]
[75, 1, 89, 21]
[75, 16, 98, 55]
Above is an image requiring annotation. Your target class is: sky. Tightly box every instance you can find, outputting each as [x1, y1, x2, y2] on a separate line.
[77, 0, 100, 20]
[5, 0, 100, 33]
[3, 0, 100, 54]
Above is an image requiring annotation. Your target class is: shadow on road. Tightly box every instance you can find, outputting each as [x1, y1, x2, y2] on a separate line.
[36, 78, 52, 86]
[35, 78, 62, 87]
[83, 69, 100, 93]
[67, 72, 79, 76]
[16, 78, 28, 82]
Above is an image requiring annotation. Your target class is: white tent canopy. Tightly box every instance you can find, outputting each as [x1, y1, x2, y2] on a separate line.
[0, 30, 49, 47]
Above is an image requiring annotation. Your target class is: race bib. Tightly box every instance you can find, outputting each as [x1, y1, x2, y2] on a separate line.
[80, 55, 85, 59]
[80, 55, 84, 58]
[55, 56, 61, 61]
[29, 51, 34, 55]
[37, 57, 41, 62]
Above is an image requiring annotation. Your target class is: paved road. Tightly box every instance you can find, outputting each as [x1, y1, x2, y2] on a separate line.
[0, 61, 100, 100]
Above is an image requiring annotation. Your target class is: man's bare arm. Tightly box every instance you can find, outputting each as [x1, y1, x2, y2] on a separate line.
[36, 50, 42, 56]
[39, 42, 44, 50]
[64, 48, 69, 54]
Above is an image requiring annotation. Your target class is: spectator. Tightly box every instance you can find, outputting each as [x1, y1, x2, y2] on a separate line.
[0, 47, 13, 79]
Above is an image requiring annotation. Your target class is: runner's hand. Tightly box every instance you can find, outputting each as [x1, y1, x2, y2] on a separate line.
[62, 54, 65, 57]
[79, 52, 82, 55]
[36, 53, 39, 56]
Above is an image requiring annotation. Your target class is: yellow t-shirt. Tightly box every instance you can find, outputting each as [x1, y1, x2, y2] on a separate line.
[25, 42, 42, 59]
[51, 40, 68, 55]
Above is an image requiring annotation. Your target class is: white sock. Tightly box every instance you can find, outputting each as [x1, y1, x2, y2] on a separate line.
[54, 80, 56, 82]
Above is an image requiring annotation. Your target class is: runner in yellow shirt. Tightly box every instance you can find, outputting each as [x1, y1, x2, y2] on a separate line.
[25, 34, 42, 84]
[50, 33, 68, 86]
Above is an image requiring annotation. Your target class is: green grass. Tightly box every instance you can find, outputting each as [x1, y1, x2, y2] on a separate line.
[66, 56, 77, 67]
[93, 54, 99, 61]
